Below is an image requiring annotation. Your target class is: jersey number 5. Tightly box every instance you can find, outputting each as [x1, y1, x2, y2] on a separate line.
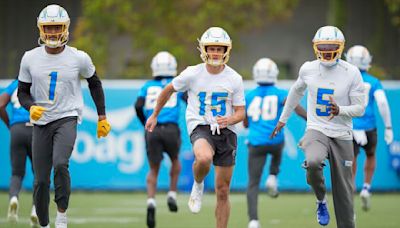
[247, 95, 278, 121]
[198, 92, 228, 116]
[316, 88, 334, 116]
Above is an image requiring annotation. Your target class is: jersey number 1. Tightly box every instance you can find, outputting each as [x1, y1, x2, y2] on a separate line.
[49, 71, 58, 101]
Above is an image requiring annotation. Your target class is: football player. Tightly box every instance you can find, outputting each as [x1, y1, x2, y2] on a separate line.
[244, 58, 306, 228]
[0, 79, 39, 227]
[135, 51, 184, 228]
[145, 27, 245, 228]
[346, 45, 393, 211]
[271, 26, 365, 228]
[17, 4, 111, 228]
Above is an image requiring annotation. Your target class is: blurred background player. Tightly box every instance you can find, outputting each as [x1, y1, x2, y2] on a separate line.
[0, 79, 39, 227]
[145, 27, 245, 228]
[135, 51, 184, 228]
[271, 26, 365, 228]
[244, 58, 307, 228]
[345, 45, 393, 211]
[17, 4, 111, 228]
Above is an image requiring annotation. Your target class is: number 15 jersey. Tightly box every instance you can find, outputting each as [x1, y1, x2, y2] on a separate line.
[18, 45, 95, 125]
[172, 63, 245, 135]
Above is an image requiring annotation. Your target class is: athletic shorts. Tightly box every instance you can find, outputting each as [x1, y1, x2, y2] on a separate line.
[145, 123, 181, 164]
[353, 129, 377, 156]
[190, 125, 237, 167]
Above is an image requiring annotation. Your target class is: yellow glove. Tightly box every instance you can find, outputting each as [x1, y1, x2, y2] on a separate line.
[97, 119, 111, 138]
[30, 105, 46, 121]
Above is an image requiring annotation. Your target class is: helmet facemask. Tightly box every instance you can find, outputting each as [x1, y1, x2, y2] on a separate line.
[38, 23, 70, 48]
[313, 40, 344, 64]
[198, 42, 231, 66]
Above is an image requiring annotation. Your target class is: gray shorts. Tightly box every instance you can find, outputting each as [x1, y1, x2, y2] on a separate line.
[145, 123, 181, 164]
[190, 125, 237, 167]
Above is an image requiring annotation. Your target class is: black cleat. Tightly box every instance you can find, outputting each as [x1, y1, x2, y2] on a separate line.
[167, 196, 178, 212]
[147, 205, 155, 228]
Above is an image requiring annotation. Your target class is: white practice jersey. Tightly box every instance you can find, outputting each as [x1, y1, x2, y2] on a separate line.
[282, 60, 364, 140]
[172, 63, 245, 134]
[18, 45, 95, 125]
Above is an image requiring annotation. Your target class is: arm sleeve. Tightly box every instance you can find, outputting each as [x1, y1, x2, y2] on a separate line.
[18, 53, 32, 83]
[279, 72, 307, 123]
[134, 97, 146, 126]
[86, 72, 106, 115]
[17, 81, 34, 111]
[233, 77, 245, 106]
[374, 89, 392, 128]
[79, 51, 96, 79]
[338, 70, 365, 117]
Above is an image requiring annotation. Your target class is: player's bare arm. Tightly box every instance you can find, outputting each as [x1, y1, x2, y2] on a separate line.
[0, 93, 10, 127]
[145, 83, 176, 132]
[216, 105, 245, 129]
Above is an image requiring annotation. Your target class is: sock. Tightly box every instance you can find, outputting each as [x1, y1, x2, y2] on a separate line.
[167, 191, 177, 200]
[147, 198, 156, 207]
[363, 183, 371, 190]
[57, 210, 66, 217]
[317, 196, 327, 204]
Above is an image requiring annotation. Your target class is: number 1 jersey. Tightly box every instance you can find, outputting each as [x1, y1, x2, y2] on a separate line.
[172, 63, 245, 135]
[18, 45, 95, 125]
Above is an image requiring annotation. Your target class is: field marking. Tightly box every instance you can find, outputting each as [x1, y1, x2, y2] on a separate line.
[0, 216, 140, 224]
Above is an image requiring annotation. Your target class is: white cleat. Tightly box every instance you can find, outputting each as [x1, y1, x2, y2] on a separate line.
[188, 181, 204, 213]
[266, 175, 279, 198]
[55, 211, 67, 228]
[30, 205, 40, 227]
[360, 189, 371, 211]
[7, 196, 19, 223]
[41, 225, 50, 228]
[248, 219, 261, 228]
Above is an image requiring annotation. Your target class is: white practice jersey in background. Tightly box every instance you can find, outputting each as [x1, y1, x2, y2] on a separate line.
[18, 45, 95, 125]
[292, 60, 364, 140]
[172, 63, 245, 134]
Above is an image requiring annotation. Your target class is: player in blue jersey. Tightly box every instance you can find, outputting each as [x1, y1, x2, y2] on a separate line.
[0, 79, 39, 227]
[135, 51, 185, 228]
[346, 45, 393, 211]
[244, 58, 306, 228]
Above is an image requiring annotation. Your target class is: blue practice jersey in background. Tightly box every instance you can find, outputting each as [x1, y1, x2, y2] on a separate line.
[246, 85, 288, 146]
[353, 71, 383, 130]
[2, 80, 30, 126]
[138, 77, 181, 124]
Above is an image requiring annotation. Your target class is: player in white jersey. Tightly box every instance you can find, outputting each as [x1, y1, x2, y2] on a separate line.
[271, 26, 365, 228]
[17, 5, 111, 228]
[145, 27, 245, 228]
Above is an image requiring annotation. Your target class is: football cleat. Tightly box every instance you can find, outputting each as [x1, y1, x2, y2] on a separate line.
[167, 196, 178, 212]
[147, 205, 155, 228]
[316, 201, 330, 226]
[188, 181, 204, 213]
[266, 175, 279, 198]
[7, 196, 19, 223]
[248, 220, 261, 228]
[55, 211, 67, 228]
[360, 188, 371, 211]
[30, 205, 40, 227]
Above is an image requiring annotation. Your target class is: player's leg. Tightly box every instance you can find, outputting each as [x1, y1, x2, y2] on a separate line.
[32, 124, 54, 227]
[145, 126, 164, 227]
[8, 123, 29, 222]
[267, 143, 284, 198]
[246, 145, 267, 226]
[215, 165, 234, 228]
[188, 126, 215, 213]
[163, 124, 181, 212]
[360, 129, 377, 211]
[26, 126, 39, 227]
[52, 117, 78, 227]
[301, 130, 330, 226]
[329, 138, 355, 228]
[351, 141, 361, 184]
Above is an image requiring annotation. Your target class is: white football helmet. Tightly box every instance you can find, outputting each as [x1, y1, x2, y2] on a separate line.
[253, 58, 279, 84]
[151, 51, 177, 77]
[198, 27, 232, 66]
[345, 45, 372, 71]
[37, 4, 70, 48]
[312, 26, 345, 67]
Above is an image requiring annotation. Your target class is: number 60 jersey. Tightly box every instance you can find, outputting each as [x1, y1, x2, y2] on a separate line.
[18, 45, 95, 125]
[281, 59, 364, 140]
[172, 63, 245, 135]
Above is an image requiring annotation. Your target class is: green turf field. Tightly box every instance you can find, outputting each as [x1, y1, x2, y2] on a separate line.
[1, 191, 399, 227]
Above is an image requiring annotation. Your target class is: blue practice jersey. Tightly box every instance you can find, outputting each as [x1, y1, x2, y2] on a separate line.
[138, 77, 181, 124]
[3, 80, 30, 126]
[353, 71, 383, 130]
[246, 85, 288, 146]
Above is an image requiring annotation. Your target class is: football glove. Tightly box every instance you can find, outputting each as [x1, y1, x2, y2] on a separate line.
[30, 105, 46, 121]
[385, 128, 393, 145]
[97, 119, 111, 138]
[353, 130, 368, 146]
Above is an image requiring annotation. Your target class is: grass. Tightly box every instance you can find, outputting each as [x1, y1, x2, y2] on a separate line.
[0, 191, 399, 227]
